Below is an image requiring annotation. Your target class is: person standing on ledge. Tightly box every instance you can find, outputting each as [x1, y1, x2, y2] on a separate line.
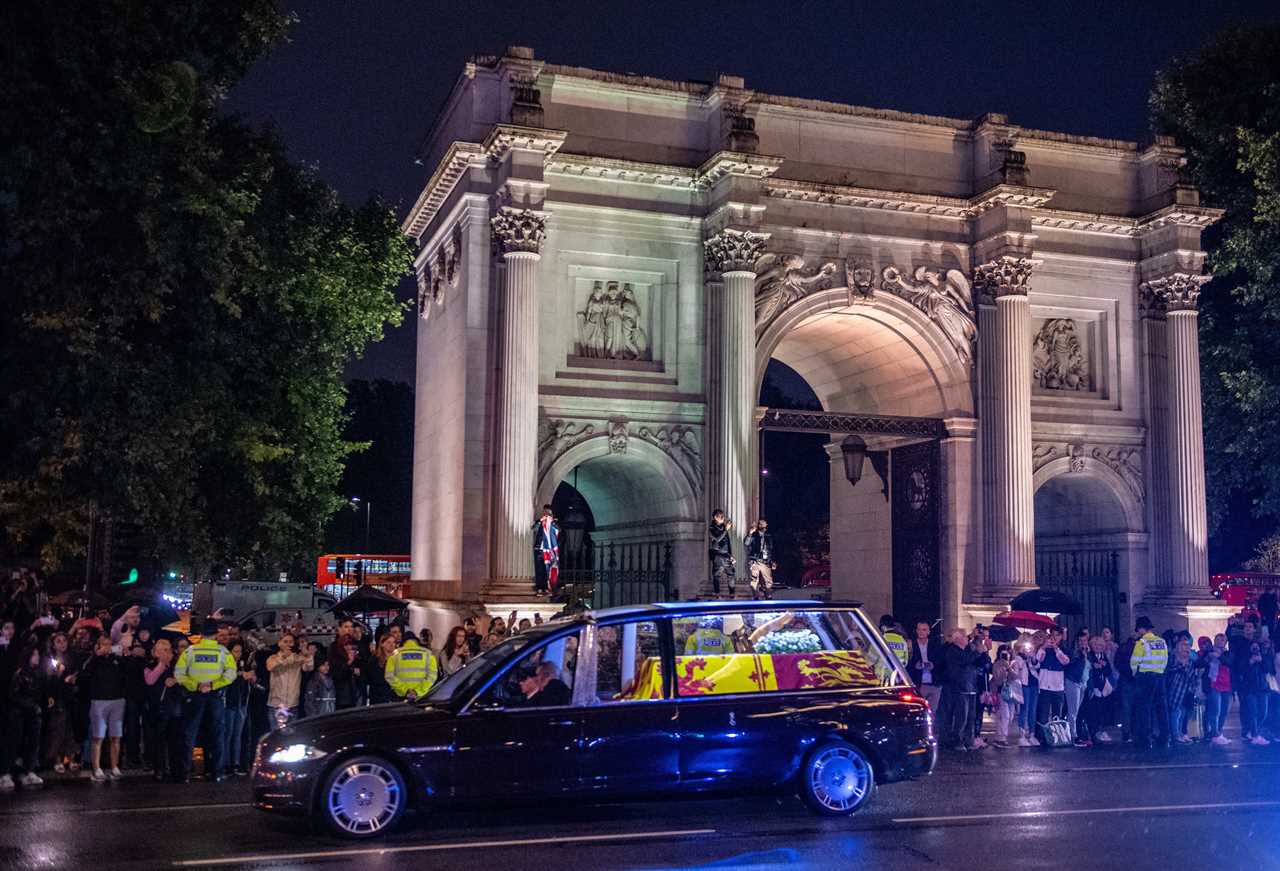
[532, 505, 560, 597]
[707, 509, 735, 599]
[743, 519, 776, 600]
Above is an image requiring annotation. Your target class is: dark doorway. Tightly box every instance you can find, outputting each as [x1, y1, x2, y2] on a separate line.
[890, 440, 941, 628]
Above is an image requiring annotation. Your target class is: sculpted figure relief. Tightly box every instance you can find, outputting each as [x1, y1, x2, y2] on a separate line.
[1032, 318, 1088, 391]
[576, 281, 649, 361]
[880, 265, 976, 365]
[753, 254, 839, 325]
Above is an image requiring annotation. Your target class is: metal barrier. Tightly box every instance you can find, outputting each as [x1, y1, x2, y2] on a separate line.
[558, 541, 674, 609]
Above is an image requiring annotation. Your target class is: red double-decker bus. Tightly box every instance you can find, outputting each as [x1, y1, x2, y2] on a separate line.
[316, 554, 411, 599]
[1210, 571, 1280, 608]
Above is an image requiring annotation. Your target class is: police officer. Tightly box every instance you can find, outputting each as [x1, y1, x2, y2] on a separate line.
[385, 633, 438, 700]
[173, 617, 237, 782]
[1128, 616, 1169, 749]
[879, 615, 910, 669]
[685, 617, 731, 656]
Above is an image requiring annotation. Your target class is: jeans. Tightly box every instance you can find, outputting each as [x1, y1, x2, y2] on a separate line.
[1241, 692, 1264, 738]
[180, 689, 226, 779]
[1205, 689, 1230, 737]
[996, 700, 1020, 742]
[222, 703, 247, 772]
[1020, 683, 1040, 732]
[1036, 689, 1066, 743]
[1064, 679, 1085, 736]
[1169, 701, 1189, 737]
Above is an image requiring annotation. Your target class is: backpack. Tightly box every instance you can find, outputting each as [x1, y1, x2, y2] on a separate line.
[1042, 717, 1073, 748]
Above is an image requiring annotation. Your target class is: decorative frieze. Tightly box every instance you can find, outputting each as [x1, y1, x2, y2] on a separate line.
[537, 419, 596, 475]
[634, 424, 703, 487]
[1090, 445, 1144, 505]
[1032, 440, 1144, 505]
[575, 280, 650, 361]
[753, 254, 840, 324]
[973, 256, 1037, 303]
[704, 229, 769, 276]
[490, 207, 547, 255]
[536, 416, 703, 494]
[1032, 318, 1089, 391]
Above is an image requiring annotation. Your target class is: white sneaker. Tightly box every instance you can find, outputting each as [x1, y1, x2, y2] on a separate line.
[108, 767, 123, 780]
[1252, 735, 1271, 747]
[91, 768, 107, 782]
[53, 763, 66, 774]
[1029, 736, 1041, 746]
[1211, 735, 1230, 746]
[1017, 736, 1032, 747]
[19, 772, 43, 787]
[1096, 732, 1113, 744]
[0, 774, 14, 792]
[1221, 735, 1234, 744]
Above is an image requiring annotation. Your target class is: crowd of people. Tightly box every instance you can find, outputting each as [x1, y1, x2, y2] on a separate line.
[890, 594, 1280, 752]
[0, 568, 536, 793]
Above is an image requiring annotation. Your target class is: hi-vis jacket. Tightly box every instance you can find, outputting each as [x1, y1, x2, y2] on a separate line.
[685, 628, 730, 656]
[174, 638, 237, 692]
[1129, 631, 1169, 675]
[882, 630, 910, 667]
[385, 640, 438, 698]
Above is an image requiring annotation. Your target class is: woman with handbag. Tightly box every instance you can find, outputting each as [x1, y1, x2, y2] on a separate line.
[990, 644, 1025, 748]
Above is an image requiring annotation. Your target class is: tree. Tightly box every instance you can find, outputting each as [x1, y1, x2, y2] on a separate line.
[1150, 26, 1280, 546]
[0, 2, 413, 576]
[1243, 534, 1280, 574]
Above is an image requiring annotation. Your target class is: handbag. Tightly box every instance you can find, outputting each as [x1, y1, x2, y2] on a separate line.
[1267, 674, 1280, 694]
[1187, 701, 1204, 739]
[1042, 717, 1073, 749]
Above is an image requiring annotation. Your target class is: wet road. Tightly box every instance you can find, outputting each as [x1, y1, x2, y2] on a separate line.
[4, 740, 1280, 870]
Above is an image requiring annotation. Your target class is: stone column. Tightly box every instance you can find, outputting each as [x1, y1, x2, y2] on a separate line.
[1143, 274, 1211, 592]
[704, 229, 769, 582]
[974, 256, 1038, 592]
[490, 207, 547, 582]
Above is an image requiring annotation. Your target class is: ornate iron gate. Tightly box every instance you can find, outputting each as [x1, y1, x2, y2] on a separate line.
[559, 541, 674, 609]
[1036, 550, 1120, 637]
[891, 440, 941, 627]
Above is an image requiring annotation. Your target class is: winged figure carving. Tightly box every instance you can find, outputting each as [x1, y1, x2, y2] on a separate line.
[754, 254, 839, 325]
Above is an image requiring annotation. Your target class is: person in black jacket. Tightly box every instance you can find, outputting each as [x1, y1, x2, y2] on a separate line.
[0, 644, 47, 790]
[940, 628, 987, 751]
[72, 635, 126, 781]
[743, 520, 776, 600]
[707, 509, 735, 598]
[906, 621, 945, 710]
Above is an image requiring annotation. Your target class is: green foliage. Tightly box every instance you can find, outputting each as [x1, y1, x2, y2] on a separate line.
[0, 2, 413, 573]
[1151, 25, 1280, 534]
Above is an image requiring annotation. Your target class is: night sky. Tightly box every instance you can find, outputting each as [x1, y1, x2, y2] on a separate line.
[228, 0, 1280, 386]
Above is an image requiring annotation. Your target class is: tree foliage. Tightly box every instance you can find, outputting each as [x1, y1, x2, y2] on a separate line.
[1151, 25, 1280, 535]
[0, 2, 413, 574]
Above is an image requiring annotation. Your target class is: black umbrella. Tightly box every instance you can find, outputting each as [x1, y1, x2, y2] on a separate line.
[328, 585, 408, 624]
[1009, 588, 1083, 616]
[109, 590, 181, 629]
[49, 590, 110, 608]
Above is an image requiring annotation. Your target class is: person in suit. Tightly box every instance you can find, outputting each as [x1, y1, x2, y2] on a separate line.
[906, 620, 945, 710]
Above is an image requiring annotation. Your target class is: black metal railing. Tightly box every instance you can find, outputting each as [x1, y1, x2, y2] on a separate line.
[1036, 550, 1120, 637]
[558, 540, 674, 609]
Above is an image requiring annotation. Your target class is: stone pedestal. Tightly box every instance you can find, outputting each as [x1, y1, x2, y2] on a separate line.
[490, 208, 546, 582]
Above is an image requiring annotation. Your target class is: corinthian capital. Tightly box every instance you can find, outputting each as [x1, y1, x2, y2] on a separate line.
[973, 256, 1037, 302]
[490, 207, 546, 255]
[704, 228, 770, 277]
[1139, 273, 1208, 314]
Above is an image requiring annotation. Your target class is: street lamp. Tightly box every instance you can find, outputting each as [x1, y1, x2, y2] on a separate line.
[840, 435, 867, 486]
[350, 497, 371, 554]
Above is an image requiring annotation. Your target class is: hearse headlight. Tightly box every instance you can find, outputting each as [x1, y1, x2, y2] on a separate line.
[267, 743, 327, 765]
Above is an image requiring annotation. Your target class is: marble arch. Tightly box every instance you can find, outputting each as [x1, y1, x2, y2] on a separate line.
[1032, 458, 1143, 534]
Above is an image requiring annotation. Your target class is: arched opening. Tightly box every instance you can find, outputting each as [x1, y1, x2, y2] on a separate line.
[757, 291, 971, 625]
[1034, 472, 1129, 636]
[536, 437, 704, 600]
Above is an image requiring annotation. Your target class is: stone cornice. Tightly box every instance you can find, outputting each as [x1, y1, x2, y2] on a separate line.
[546, 153, 698, 189]
[1136, 202, 1225, 233]
[402, 141, 486, 240]
[1032, 210, 1141, 237]
[482, 124, 567, 161]
[764, 179, 972, 218]
[969, 184, 1056, 214]
[695, 151, 784, 189]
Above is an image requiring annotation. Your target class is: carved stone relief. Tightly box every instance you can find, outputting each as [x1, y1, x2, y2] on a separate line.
[973, 256, 1036, 303]
[880, 266, 976, 366]
[704, 229, 769, 276]
[1090, 445, 1144, 506]
[634, 424, 703, 487]
[416, 225, 462, 321]
[1139, 273, 1208, 315]
[575, 280, 650, 361]
[1032, 318, 1089, 391]
[1032, 441, 1143, 505]
[490, 207, 546, 255]
[753, 254, 840, 324]
[537, 419, 596, 477]
[607, 417, 630, 454]
[537, 417, 703, 495]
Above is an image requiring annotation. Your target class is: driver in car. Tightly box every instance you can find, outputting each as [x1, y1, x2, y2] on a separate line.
[517, 662, 571, 707]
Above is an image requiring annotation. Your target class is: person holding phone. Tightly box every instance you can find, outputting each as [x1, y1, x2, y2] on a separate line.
[1034, 628, 1070, 746]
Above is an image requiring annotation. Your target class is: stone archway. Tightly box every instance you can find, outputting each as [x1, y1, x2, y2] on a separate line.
[1033, 466, 1140, 636]
[536, 433, 704, 598]
[752, 286, 977, 626]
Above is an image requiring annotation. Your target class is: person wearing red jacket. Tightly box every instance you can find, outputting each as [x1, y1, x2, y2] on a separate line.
[1205, 633, 1233, 745]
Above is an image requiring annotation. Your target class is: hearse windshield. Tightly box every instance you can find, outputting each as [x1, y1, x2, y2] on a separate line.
[423, 627, 552, 704]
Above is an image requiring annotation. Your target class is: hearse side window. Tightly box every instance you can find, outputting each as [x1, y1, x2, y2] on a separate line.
[672, 609, 906, 697]
[591, 621, 665, 702]
[473, 631, 581, 709]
